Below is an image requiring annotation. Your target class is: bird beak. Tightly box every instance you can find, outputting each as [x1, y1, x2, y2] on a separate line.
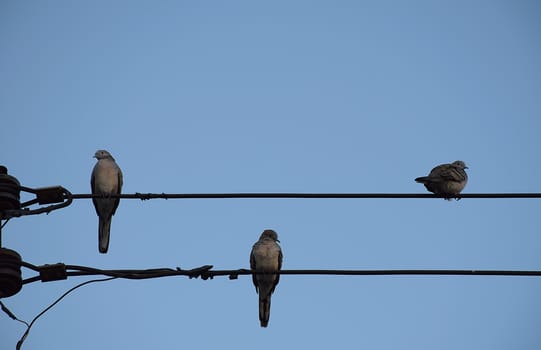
[465, 166, 469, 169]
[276, 239, 280, 243]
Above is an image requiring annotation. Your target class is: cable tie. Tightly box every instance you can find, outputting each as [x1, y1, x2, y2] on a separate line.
[34, 187, 67, 205]
[39, 263, 67, 282]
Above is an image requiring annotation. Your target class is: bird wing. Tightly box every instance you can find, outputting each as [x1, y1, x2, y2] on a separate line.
[270, 247, 283, 294]
[438, 165, 466, 182]
[110, 165, 123, 215]
[90, 166, 101, 216]
[250, 246, 259, 292]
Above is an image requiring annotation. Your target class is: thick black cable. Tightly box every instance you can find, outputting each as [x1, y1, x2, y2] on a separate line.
[11, 265, 541, 348]
[21, 265, 541, 285]
[1, 187, 73, 221]
[19, 261, 40, 271]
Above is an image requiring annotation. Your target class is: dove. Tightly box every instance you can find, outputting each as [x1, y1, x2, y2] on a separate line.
[415, 160, 468, 200]
[250, 229, 283, 327]
[91, 150, 123, 253]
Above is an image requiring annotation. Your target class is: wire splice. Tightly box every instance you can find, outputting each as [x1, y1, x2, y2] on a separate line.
[179, 265, 214, 279]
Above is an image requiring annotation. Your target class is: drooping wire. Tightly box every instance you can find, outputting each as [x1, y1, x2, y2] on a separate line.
[15, 277, 116, 350]
[0, 300, 29, 327]
[1, 218, 10, 229]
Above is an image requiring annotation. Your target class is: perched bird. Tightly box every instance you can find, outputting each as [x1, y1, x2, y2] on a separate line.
[250, 229, 283, 327]
[415, 160, 468, 200]
[91, 150, 123, 253]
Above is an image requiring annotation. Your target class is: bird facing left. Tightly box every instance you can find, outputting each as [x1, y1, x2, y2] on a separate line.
[90, 149, 123, 253]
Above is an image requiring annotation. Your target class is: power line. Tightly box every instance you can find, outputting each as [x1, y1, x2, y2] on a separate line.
[68, 192, 541, 199]
[7, 262, 541, 349]
[19, 262, 541, 285]
[3, 190, 540, 222]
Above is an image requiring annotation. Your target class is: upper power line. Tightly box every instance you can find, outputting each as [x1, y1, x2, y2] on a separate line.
[71, 192, 541, 199]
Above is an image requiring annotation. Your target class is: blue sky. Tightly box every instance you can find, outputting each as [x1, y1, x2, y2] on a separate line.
[1, 1, 541, 349]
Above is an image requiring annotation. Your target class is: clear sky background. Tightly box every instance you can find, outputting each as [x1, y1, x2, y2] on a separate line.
[1, 1, 541, 349]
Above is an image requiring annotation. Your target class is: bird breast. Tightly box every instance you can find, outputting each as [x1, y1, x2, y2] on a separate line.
[94, 164, 120, 193]
[254, 244, 280, 270]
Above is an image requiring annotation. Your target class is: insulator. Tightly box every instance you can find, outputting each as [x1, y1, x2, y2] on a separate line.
[0, 248, 22, 298]
[0, 166, 21, 211]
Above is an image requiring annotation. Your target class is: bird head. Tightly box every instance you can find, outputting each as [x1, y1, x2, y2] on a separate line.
[94, 150, 114, 160]
[260, 229, 280, 242]
[452, 160, 468, 169]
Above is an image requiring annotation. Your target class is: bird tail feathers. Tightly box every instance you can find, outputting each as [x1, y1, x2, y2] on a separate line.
[259, 296, 271, 327]
[98, 218, 111, 254]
